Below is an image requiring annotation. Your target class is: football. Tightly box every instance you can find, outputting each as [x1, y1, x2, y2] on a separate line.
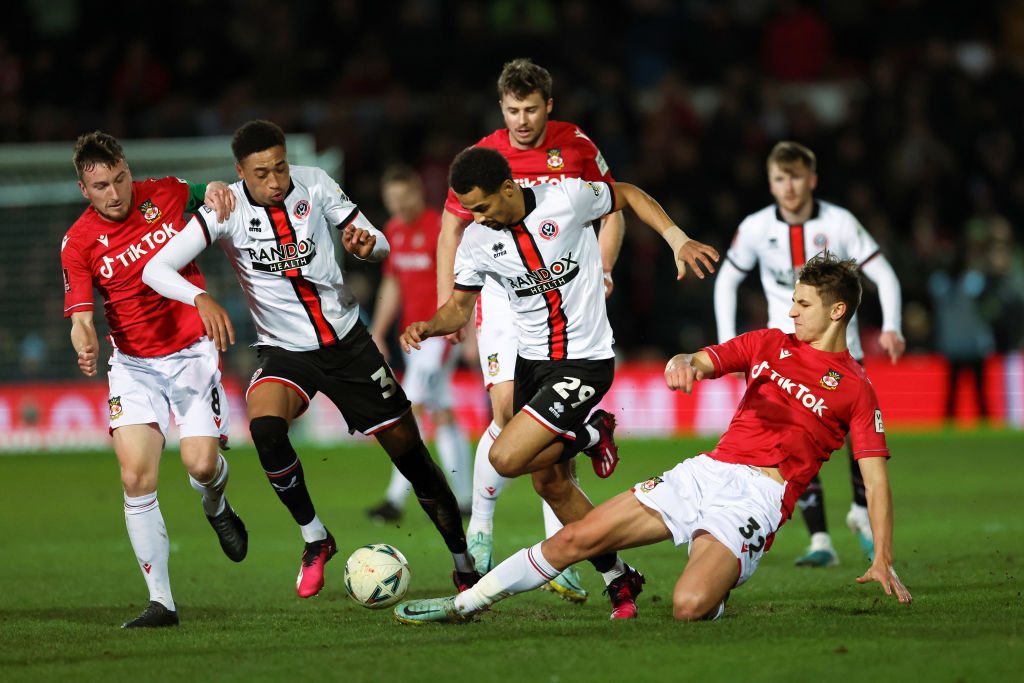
[343, 543, 411, 609]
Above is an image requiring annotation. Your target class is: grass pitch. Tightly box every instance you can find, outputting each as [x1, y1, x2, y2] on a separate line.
[1, 430, 1021, 682]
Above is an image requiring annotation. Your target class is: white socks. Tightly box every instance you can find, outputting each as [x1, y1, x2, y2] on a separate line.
[455, 542, 557, 614]
[124, 492, 174, 611]
[541, 500, 564, 539]
[809, 531, 834, 551]
[467, 421, 506, 535]
[300, 515, 328, 543]
[189, 453, 229, 517]
[436, 422, 472, 510]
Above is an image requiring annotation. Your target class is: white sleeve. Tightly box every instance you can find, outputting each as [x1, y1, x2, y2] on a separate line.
[860, 254, 903, 334]
[315, 167, 390, 262]
[453, 235, 484, 291]
[713, 259, 747, 342]
[141, 217, 209, 306]
[725, 217, 759, 272]
[566, 178, 614, 224]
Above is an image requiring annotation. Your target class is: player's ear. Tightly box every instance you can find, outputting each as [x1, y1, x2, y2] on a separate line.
[235, 162, 244, 180]
[545, 98, 553, 114]
[78, 180, 88, 200]
[809, 173, 818, 192]
[830, 301, 846, 322]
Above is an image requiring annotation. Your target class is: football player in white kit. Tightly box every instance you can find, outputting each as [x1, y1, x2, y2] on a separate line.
[713, 141, 905, 567]
[144, 120, 478, 598]
[401, 147, 719, 619]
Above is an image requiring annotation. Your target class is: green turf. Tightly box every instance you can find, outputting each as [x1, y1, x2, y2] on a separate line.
[1, 431, 1021, 682]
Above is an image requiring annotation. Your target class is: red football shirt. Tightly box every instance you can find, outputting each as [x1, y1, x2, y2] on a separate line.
[702, 328, 889, 520]
[444, 120, 615, 219]
[383, 206, 443, 329]
[62, 177, 207, 357]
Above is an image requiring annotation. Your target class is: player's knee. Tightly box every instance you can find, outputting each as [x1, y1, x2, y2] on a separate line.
[532, 472, 573, 503]
[249, 415, 289, 453]
[672, 590, 719, 622]
[550, 521, 595, 559]
[488, 442, 524, 478]
[120, 465, 155, 497]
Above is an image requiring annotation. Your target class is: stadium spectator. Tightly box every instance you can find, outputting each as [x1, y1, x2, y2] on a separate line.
[142, 119, 479, 598]
[714, 141, 905, 567]
[61, 131, 247, 628]
[394, 253, 913, 624]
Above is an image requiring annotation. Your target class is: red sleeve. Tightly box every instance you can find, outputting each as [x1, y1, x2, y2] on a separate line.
[701, 328, 777, 376]
[61, 235, 94, 317]
[850, 379, 890, 459]
[444, 187, 472, 220]
[577, 139, 614, 183]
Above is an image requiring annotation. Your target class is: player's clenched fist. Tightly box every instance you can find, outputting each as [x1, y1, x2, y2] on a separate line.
[400, 321, 431, 353]
[664, 353, 704, 394]
[342, 226, 378, 259]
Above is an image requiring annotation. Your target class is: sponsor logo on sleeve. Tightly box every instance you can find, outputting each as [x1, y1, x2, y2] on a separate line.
[874, 409, 885, 433]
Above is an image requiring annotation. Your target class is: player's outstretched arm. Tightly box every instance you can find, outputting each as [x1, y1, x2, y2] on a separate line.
[664, 351, 714, 394]
[400, 290, 478, 353]
[370, 274, 401, 360]
[597, 210, 625, 297]
[855, 456, 912, 604]
[861, 255, 906, 363]
[610, 183, 719, 280]
[70, 311, 99, 377]
[436, 210, 472, 343]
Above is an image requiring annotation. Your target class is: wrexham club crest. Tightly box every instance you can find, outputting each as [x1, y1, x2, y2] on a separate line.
[108, 396, 123, 420]
[487, 353, 500, 377]
[820, 368, 843, 391]
[546, 148, 564, 170]
[639, 476, 663, 492]
[138, 198, 162, 223]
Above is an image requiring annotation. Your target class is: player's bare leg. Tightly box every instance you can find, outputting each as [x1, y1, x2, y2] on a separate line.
[375, 411, 477, 589]
[488, 412, 569, 477]
[114, 424, 178, 627]
[248, 382, 334, 597]
[671, 531, 740, 621]
[531, 462, 596, 529]
[181, 435, 247, 562]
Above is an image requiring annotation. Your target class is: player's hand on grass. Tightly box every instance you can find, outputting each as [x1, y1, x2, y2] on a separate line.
[878, 330, 906, 364]
[342, 227, 377, 259]
[204, 182, 236, 222]
[400, 322, 430, 353]
[857, 564, 913, 604]
[77, 344, 98, 377]
[674, 239, 720, 280]
[195, 292, 235, 352]
[664, 353, 704, 393]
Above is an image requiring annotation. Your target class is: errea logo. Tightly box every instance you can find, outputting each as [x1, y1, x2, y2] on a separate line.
[492, 242, 507, 258]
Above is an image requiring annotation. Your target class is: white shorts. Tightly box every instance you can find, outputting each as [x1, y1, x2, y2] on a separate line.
[476, 279, 518, 390]
[403, 336, 458, 410]
[633, 454, 786, 587]
[107, 336, 230, 445]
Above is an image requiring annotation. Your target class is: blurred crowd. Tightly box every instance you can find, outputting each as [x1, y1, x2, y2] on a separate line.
[2, 0, 1023, 381]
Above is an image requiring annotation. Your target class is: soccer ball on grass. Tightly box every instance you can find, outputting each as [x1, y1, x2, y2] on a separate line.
[344, 543, 411, 609]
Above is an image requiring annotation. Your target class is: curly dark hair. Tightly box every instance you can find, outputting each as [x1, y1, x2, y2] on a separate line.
[231, 119, 287, 162]
[449, 147, 513, 195]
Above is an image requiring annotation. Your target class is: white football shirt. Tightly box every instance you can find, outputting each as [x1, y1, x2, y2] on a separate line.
[723, 200, 881, 359]
[453, 178, 614, 361]
[145, 165, 383, 352]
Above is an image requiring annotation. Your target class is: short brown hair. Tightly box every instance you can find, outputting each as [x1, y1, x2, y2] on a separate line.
[796, 251, 861, 323]
[73, 131, 125, 179]
[767, 140, 816, 174]
[497, 58, 552, 101]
